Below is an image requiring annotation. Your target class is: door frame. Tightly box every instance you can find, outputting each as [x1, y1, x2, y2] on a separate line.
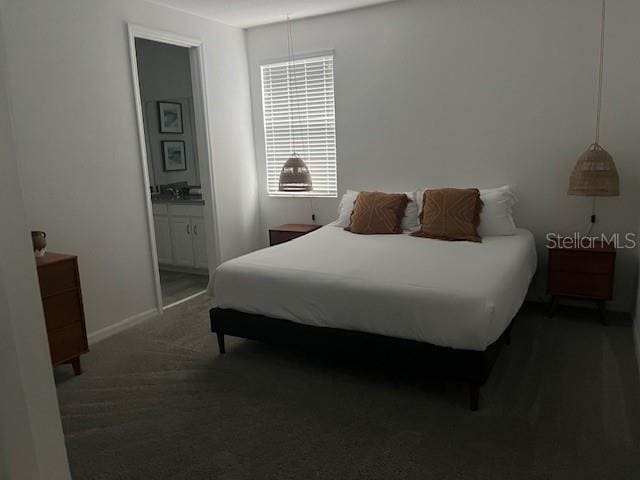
[127, 24, 222, 313]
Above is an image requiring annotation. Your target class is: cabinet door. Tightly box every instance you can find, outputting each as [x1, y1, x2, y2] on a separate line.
[170, 216, 195, 267]
[191, 217, 209, 270]
[153, 215, 173, 265]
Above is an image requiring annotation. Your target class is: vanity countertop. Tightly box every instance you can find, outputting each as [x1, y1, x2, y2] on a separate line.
[151, 194, 204, 205]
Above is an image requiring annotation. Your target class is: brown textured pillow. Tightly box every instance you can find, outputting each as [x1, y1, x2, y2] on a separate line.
[345, 191, 409, 234]
[411, 188, 483, 242]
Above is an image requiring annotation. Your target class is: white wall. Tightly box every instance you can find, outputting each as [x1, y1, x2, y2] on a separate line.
[247, 0, 640, 311]
[0, 0, 259, 336]
[0, 12, 71, 479]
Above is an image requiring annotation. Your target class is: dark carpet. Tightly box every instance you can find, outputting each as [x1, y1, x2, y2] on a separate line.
[54, 296, 640, 479]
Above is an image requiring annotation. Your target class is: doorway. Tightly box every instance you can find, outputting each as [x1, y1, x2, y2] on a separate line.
[128, 25, 220, 311]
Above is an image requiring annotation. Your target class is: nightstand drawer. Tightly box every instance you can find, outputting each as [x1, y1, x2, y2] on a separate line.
[37, 259, 78, 298]
[47, 322, 88, 365]
[269, 231, 303, 246]
[549, 250, 614, 274]
[269, 224, 321, 247]
[548, 271, 612, 300]
[42, 290, 84, 331]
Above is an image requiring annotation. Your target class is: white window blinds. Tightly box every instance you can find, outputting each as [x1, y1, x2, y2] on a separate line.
[261, 54, 337, 197]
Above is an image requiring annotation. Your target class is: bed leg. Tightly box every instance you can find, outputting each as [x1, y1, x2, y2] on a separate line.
[469, 384, 480, 412]
[216, 332, 226, 354]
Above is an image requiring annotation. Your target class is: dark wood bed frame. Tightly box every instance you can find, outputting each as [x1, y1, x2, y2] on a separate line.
[210, 308, 513, 411]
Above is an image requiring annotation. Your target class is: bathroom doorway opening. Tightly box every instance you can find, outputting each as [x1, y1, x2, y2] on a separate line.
[128, 25, 220, 311]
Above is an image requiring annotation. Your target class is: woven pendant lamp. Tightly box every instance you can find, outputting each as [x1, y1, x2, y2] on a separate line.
[568, 0, 619, 213]
[568, 143, 619, 196]
[278, 15, 314, 194]
[279, 153, 313, 192]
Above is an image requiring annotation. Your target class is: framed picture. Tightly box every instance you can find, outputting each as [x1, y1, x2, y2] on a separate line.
[162, 141, 187, 171]
[158, 101, 183, 133]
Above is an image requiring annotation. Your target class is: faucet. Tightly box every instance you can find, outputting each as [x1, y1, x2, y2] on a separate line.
[166, 187, 181, 199]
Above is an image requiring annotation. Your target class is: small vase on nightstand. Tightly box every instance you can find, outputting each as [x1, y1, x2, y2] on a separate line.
[31, 230, 47, 257]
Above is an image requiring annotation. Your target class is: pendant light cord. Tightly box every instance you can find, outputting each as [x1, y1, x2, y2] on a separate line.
[286, 15, 302, 156]
[587, 197, 596, 235]
[595, 0, 606, 144]
[589, 0, 607, 231]
[309, 198, 316, 223]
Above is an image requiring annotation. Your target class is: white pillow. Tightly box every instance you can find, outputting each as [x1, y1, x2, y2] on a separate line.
[479, 185, 517, 208]
[331, 190, 359, 227]
[401, 191, 420, 231]
[414, 185, 517, 236]
[331, 190, 419, 231]
[478, 186, 517, 236]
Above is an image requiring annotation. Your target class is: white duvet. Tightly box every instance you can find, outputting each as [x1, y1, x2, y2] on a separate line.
[213, 226, 537, 351]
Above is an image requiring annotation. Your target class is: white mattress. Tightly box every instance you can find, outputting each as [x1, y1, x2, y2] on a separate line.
[213, 226, 537, 351]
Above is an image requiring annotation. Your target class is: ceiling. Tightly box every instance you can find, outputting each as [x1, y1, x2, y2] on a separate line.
[146, 0, 399, 28]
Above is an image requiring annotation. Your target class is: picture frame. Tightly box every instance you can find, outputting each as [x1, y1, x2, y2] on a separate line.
[158, 101, 183, 133]
[162, 141, 187, 171]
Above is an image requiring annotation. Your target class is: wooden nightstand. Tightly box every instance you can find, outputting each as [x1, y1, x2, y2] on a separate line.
[269, 224, 321, 246]
[36, 252, 89, 374]
[547, 241, 616, 324]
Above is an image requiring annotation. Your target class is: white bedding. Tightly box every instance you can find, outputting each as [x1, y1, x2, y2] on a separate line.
[213, 226, 537, 351]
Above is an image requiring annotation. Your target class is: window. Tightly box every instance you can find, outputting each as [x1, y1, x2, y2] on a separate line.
[261, 53, 337, 197]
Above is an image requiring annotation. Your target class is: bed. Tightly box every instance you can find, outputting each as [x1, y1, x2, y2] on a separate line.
[210, 226, 537, 410]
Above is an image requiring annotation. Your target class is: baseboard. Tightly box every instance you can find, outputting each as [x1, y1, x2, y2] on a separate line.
[88, 308, 158, 345]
